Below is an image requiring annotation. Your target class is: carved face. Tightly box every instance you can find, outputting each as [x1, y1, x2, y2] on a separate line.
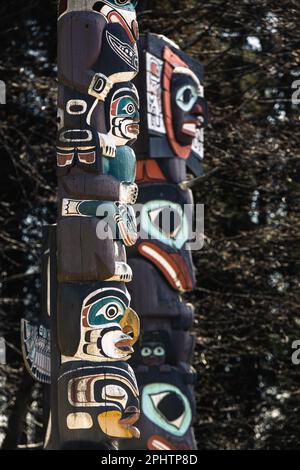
[108, 83, 140, 146]
[62, 363, 140, 439]
[76, 287, 140, 361]
[163, 47, 207, 160]
[171, 70, 205, 147]
[140, 342, 166, 367]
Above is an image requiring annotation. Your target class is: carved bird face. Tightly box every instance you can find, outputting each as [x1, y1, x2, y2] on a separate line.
[77, 287, 140, 361]
[64, 364, 140, 439]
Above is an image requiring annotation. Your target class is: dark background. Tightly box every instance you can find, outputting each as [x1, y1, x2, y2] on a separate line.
[0, 0, 300, 449]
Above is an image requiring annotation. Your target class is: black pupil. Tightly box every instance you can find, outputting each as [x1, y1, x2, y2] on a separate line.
[106, 305, 117, 318]
[183, 89, 192, 103]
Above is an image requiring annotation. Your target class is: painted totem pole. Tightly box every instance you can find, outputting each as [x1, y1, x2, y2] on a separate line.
[22, 0, 141, 449]
[119, 33, 208, 451]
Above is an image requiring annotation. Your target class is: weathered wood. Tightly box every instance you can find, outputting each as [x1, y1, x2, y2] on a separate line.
[120, 33, 208, 451]
[54, 0, 141, 449]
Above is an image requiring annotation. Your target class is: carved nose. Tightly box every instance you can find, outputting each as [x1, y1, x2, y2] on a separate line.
[191, 103, 203, 115]
[132, 20, 139, 41]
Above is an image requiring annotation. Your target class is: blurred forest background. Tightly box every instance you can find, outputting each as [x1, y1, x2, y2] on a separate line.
[0, 0, 300, 450]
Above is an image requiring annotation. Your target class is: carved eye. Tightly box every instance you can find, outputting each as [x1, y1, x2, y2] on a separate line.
[154, 346, 165, 357]
[141, 347, 152, 357]
[147, 205, 182, 239]
[104, 303, 120, 320]
[176, 85, 198, 112]
[122, 102, 135, 115]
[141, 200, 189, 250]
[115, 0, 130, 5]
[142, 384, 192, 436]
[88, 297, 125, 325]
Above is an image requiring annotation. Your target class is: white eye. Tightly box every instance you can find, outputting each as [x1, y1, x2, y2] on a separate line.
[122, 102, 135, 115]
[104, 303, 120, 320]
[141, 347, 152, 357]
[154, 346, 165, 357]
[176, 85, 198, 112]
[94, 302, 122, 321]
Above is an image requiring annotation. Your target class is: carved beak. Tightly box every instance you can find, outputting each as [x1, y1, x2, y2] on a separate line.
[120, 307, 140, 346]
[98, 410, 140, 439]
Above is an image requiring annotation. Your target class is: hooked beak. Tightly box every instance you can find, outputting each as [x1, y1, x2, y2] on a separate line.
[98, 410, 140, 439]
[120, 307, 140, 346]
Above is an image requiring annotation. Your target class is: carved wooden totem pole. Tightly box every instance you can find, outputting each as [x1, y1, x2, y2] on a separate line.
[22, 0, 141, 450]
[119, 34, 208, 451]
[21, 11, 208, 451]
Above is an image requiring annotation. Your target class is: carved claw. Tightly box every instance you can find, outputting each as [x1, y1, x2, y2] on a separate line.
[99, 133, 116, 158]
[119, 182, 138, 205]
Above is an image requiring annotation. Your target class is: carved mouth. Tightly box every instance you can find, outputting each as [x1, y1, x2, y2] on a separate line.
[115, 338, 134, 353]
[98, 410, 140, 439]
[127, 123, 140, 135]
[144, 357, 163, 366]
[181, 121, 198, 137]
[119, 412, 140, 439]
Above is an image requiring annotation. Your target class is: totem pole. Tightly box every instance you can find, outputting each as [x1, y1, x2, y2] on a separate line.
[22, 0, 141, 449]
[119, 33, 208, 451]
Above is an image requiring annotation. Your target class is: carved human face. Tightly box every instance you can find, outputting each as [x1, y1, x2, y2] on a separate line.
[108, 83, 140, 146]
[140, 342, 166, 367]
[76, 287, 140, 361]
[171, 70, 205, 147]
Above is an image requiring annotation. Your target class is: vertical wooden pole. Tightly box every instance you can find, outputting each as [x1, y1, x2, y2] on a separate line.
[120, 33, 208, 451]
[53, 0, 141, 449]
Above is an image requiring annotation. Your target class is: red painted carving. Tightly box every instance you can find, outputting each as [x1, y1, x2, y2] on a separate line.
[162, 47, 192, 160]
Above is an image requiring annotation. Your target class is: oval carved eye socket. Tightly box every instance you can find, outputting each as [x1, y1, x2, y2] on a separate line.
[154, 346, 165, 357]
[176, 85, 198, 112]
[115, 0, 132, 6]
[141, 347, 152, 357]
[123, 102, 135, 115]
[105, 303, 120, 320]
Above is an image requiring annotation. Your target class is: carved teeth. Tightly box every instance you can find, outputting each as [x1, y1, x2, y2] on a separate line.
[182, 122, 197, 136]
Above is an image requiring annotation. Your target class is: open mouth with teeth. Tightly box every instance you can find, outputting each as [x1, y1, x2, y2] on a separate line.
[181, 121, 199, 137]
[126, 123, 140, 135]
